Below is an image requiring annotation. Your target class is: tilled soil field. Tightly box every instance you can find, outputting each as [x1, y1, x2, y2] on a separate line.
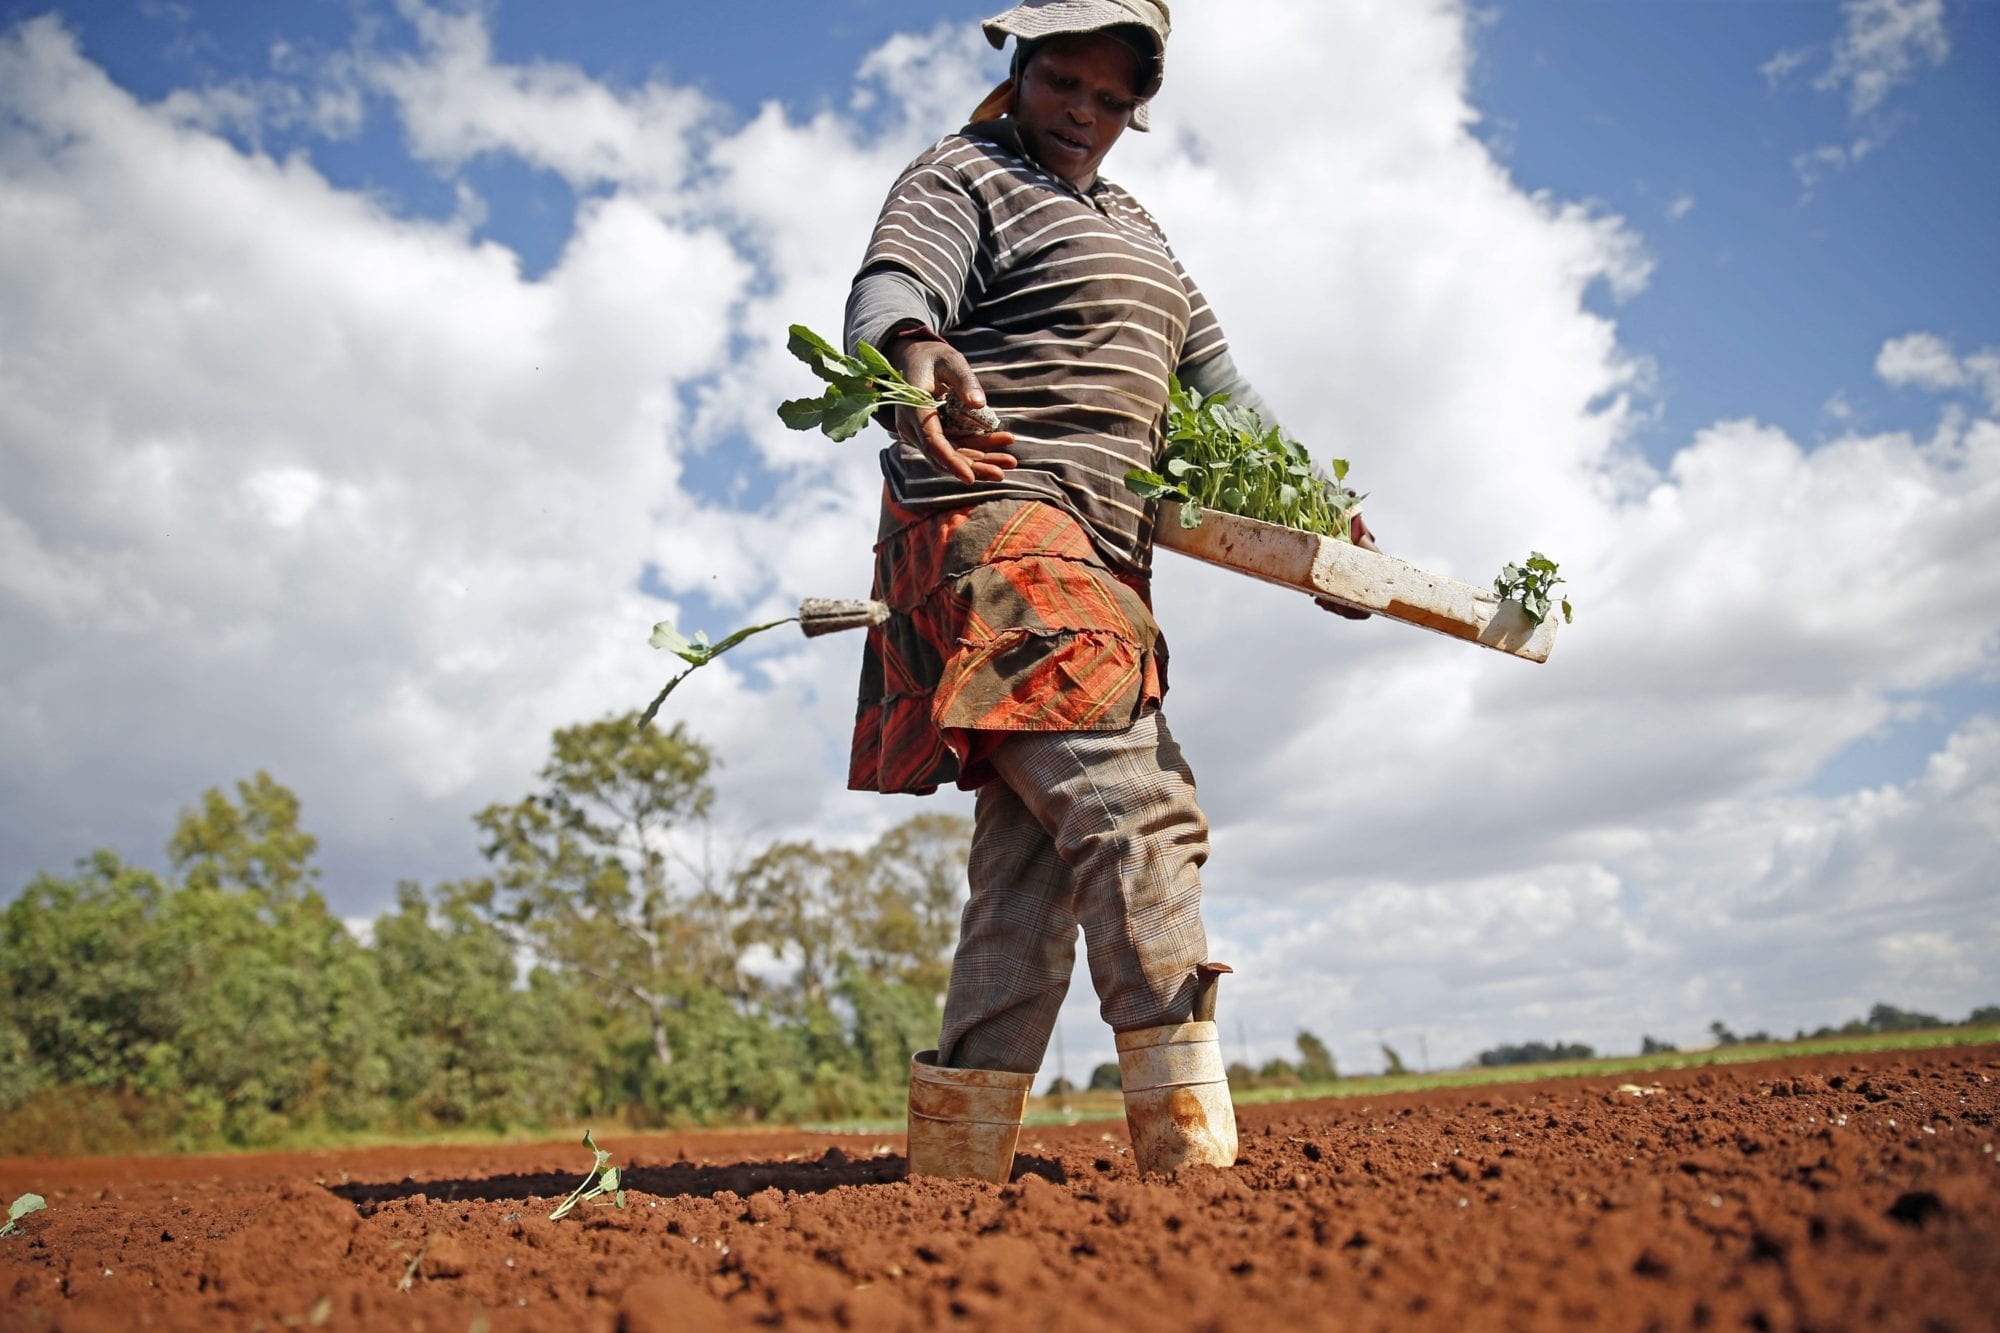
[2, 1044, 1995, 1331]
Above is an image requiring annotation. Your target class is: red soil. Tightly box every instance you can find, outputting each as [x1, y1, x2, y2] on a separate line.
[2, 1044, 1995, 1331]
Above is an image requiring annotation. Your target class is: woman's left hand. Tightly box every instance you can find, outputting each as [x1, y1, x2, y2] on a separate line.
[1316, 512, 1379, 619]
[888, 337, 1018, 484]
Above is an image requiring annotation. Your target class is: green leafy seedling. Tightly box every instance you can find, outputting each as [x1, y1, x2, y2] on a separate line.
[1, 1192, 46, 1237]
[639, 615, 798, 725]
[1493, 551, 1573, 625]
[776, 324, 998, 440]
[548, 1130, 626, 1222]
[1125, 379, 1363, 541]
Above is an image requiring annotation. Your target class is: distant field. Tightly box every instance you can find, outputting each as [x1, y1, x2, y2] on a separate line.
[1010, 1024, 2000, 1128]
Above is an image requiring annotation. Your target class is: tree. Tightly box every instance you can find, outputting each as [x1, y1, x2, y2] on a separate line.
[1379, 1043, 1408, 1077]
[1044, 1075, 1077, 1097]
[734, 841, 869, 1011]
[4, 780, 393, 1146]
[1297, 1030, 1338, 1082]
[1968, 1004, 2000, 1026]
[1867, 1002, 1944, 1033]
[851, 813, 972, 996]
[1087, 1061, 1123, 1092]
[1475, 1040, 1595, 1068]
[466, 715, 735, 1069]
[0, 852, 178, 1096]
[168, 772, 320, 907]
[371, 882, 581, 1129]
[1640, 1034, 1678, 1055]
[1258, 1057, 1301, 1085]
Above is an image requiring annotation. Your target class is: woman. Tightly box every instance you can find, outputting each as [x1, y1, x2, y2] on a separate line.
[844, 0, 1368, 1182]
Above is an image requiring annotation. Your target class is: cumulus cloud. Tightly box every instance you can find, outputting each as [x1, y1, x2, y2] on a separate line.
[3, 1, 1995, 1073]
[1877, 331, 2000, 410]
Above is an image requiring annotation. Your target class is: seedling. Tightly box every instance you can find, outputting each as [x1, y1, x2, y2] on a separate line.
[1125, 380, 1363, 540]
[1, 1192, 45, 1236]
[640, 616, 797, 725]
[548, 1130, 625, 1221]
[776, 324, 998, 440]
[1493, 552, 1573, 625]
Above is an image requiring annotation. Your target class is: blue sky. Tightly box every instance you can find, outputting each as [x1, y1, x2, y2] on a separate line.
[2, 1, 1994, 1074]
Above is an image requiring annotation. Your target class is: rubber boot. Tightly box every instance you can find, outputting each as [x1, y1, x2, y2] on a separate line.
[905, 1049, 1034, 1183]
[1117, 1020, 1239, 1174]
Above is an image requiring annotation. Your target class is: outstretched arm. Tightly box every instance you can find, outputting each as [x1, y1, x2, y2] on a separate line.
[843, 266, 1016, 484]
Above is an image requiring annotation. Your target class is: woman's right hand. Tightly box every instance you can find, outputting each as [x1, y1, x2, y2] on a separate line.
[888, 336, 1018, 484]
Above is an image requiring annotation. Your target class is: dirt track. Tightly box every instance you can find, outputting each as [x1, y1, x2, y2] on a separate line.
[3, 1044, 1996, 1331]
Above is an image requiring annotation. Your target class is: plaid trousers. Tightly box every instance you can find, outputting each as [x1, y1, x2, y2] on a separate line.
[936, 709, 1210, 1074]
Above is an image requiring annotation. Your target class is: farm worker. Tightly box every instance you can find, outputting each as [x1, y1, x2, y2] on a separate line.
[844, 0, 1373, 1183]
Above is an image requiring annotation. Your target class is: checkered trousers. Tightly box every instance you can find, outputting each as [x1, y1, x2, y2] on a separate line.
[936, 709, 1210, 1074]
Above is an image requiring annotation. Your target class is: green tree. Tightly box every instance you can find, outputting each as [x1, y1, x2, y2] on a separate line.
[1640, 1034, 1678, 1055]
[1258, 1057, 1301, 1085]
[1968, 1004, 2000, 1026]
[734, 841, 870, 1011]
[3, 780, 392, 1146]
[1297, 1030, 1338, 1081]
[152, 780, 390, 1141]
[371, 882, 581, 1129]
[168, 772, 320, 906]
[0, 852, 178, 1096]
[1867, 1002, 1945, 1033]
[1087, 1061, 1123, 1091]
[1475, 1040, 1595, 1068]
[466, 715, 736, 1070]
[1379, 1043, 1408, 1077]
[854, 813, 972, 995]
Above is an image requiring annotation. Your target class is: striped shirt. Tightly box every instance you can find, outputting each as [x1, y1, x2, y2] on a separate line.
[853, 119, 1231, 574]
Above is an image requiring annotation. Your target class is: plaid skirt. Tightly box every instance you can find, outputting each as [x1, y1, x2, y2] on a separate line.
[848, 493, 1168, 795]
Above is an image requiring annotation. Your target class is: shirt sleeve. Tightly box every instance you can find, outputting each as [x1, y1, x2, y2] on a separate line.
[844, 266, 947, 355]
[1179, 347, 1283, 437]
[856, 153, 984, 323]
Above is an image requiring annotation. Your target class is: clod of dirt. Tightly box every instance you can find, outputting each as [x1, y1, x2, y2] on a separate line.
[420, 1235, 472, 1278]
[618, 1272, 736, 1333]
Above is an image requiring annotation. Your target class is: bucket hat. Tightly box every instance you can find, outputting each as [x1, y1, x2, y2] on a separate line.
[973, 0, 1171, 131]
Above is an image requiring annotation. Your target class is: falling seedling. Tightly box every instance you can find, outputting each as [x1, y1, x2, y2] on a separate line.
[1, 1192, 46, 1237]
[776, 324, 1000, 440]
[1493, 551, 1573, 625]
[547, 1130, 625, 1221]
[1125, 379, 1363, 541]
[638, 599, 890, 725]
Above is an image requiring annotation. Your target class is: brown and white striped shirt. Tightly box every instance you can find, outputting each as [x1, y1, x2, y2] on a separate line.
[851, 119, 1231, 574]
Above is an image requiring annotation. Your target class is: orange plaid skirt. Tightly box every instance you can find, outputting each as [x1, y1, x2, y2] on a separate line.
[849, 493, 1167, 795]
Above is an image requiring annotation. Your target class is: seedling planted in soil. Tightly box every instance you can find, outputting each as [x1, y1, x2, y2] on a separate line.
[1, 1192, 46, 1236]
[548, 1130, 625, 1221]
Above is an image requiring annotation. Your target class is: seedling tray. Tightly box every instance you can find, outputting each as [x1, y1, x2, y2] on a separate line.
[1154, 503, 1559, 663]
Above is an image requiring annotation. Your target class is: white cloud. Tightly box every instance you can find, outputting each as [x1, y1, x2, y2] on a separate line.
[1666, 193, 1695, 221]
[1817, 0, 1949, 117]
[1773, 0, 1950, 196]
[1878, 331, 1966, 390]
[367, 3, 713, 202]
[3, 2, 1995, 1075]
[1877, 330, 2000, 411]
